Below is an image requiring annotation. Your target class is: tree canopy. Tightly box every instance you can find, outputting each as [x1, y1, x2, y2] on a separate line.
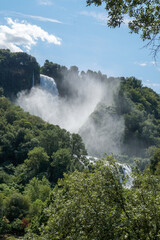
[24, 158, 160, 240]
[0, 49, 40, 98]
[86, 0, 160, 57]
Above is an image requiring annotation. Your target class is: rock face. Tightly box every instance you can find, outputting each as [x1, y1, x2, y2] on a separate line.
[79, 102, 124, 157]
[0, 49, 40, 98]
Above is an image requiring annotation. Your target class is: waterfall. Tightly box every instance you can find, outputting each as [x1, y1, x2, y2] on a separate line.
[86, 156, 133, 188]
[40, 74, 58, 95]
[118, 163, 133, 188]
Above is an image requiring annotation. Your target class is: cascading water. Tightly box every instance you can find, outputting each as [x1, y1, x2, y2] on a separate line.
[40, 74, 58, 95]
[16, 74, 133, 187]
[118, 163, 133, 188]
[16, 74, 58, 124]
[86, 156, 133, 188]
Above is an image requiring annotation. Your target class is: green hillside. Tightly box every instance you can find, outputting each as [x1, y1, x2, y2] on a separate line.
[0, 49, 40, 99]
[0, 92, 87, 236]
[0, 52, 160, 239]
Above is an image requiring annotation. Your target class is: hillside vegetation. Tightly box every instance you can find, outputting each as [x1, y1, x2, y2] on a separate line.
[0, 49, 40, 99]
[0, 51, 160, 239]
[0, 90, 87, 236]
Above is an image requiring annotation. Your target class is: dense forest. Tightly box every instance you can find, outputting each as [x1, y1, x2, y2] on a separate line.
[0, 49, 40, 99]
[0, 50, 160, 239]
[0, 88, 88, 237]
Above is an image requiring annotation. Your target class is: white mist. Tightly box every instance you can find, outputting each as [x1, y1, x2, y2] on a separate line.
[16, 74, 105, 133]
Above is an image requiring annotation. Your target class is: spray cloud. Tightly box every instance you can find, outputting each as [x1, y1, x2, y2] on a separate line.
[16, 73, 104, 132]
[16, 71, 124, 156]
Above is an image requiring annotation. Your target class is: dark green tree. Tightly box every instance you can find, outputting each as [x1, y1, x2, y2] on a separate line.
[24, 177, 51, 202]
[5, 193, 30, 221]
[71, 133, 87, 158]
[50, 148, 71, 182]
[150, 147, 160, 173]
[24, 147, 49, 177]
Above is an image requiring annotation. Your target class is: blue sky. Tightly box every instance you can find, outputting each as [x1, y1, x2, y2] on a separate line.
[0, 0, 160, 93]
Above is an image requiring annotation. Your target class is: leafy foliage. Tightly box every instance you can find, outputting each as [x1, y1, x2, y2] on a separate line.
[0, 49, 40, 98]
[24, 158, 160, 240]
[86, 0, 160, 56]
[0, 92, 87, 236]
[117, 77, 160, 157]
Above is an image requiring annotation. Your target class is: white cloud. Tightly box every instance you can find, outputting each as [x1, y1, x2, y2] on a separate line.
[0, 18, 62, 52]
[37, 0, 53, 6]
[24, 14, 61, 23]
[0, 11, 62, 24]
[151, 61, 156, 66]
[80, 11, 130, 26]
[81, 11, 108, 25]
[139, 63, 147, 67]
[134, 61, 160, 72]
[134, 62, 147, 67]
[143, 81, 160, 93]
